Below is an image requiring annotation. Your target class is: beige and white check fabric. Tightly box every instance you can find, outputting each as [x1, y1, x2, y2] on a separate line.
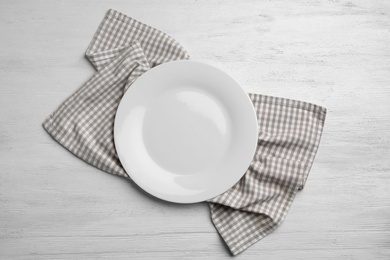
[208, 94, 326, 254]
[43, 9, 326, 255]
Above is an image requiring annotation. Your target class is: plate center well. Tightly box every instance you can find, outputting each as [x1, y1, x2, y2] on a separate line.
[142, 87, 231, 175]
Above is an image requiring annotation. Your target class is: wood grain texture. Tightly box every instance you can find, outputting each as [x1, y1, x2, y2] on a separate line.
[1, 0, 389, 259]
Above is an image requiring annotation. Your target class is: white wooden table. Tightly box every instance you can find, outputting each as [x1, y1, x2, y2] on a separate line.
[1, 0, 389, 259]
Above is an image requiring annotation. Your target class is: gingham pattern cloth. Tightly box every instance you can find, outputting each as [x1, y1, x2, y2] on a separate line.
[43, 9, 326, 255]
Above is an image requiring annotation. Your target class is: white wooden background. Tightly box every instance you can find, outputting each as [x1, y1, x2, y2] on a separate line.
[1, 0, 389, 259]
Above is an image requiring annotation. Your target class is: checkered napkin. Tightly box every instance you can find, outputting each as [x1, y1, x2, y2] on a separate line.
[43, 9, 326, 255]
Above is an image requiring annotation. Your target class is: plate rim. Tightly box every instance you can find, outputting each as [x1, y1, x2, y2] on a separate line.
[114, 60, 258, 203]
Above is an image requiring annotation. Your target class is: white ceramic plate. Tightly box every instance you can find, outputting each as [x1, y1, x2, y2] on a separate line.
[114, 60, 258, 203]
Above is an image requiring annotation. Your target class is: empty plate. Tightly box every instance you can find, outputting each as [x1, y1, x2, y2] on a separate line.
[114, 60, 258, 203]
